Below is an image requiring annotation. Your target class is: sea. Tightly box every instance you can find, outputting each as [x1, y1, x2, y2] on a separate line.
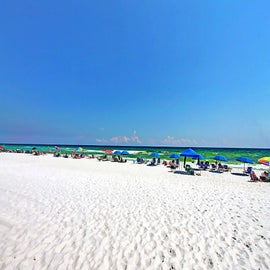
[1, 143, 269, 166]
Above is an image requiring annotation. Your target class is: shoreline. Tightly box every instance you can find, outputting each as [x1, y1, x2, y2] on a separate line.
[0, 153, 270, 269]
[1, 142, 270, 150]
[0, 149, 269, 171]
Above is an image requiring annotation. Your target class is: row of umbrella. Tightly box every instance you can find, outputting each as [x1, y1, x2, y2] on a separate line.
[54, 147, 130, 155]
[55, 146, 84, 153]
[152, 148, 270, 169]
[112, 150, 129, 155]
[55, 146, 270, 168]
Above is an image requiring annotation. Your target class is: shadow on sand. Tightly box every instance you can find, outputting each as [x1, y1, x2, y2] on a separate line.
[209, 170, 223, 174]
[231, 172, 248, 177]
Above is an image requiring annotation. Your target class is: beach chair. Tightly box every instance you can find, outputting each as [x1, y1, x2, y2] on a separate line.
[137, 157, 145, 164]
[217, 163, 224, 172]
[244, 167, 252, 175]
[149, 158, 156, 166]
[199, 162, 208, 170]
[223, 164, 231, 172]
[211, 164, 217, 170]
[185, 164, 195, 175]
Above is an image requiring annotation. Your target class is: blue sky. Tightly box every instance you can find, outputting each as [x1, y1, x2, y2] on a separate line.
[1, 0, 270, 148]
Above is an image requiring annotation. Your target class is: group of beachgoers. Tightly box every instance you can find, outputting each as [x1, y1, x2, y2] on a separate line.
[55, 152, 127, 162]
[1, 147, 269, 181]
[250, 170, 270, 182]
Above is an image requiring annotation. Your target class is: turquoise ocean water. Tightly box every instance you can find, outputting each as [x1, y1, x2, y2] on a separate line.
[1, 143, 269, 166]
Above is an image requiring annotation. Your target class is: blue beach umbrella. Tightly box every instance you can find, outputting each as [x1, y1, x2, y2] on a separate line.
[236, 156, 253, 164]
[150, 152, 160, 158]
[113, 150, 122, 155]
[236, 156, 253, 171]
[170, 153, 180, 159]
[169, 153, 180, 166]
[180, 148, 200, 157]
[213, 155, 228, 162]
[180, 148, 200, 167]
[192, 154, 205, 160]
[121, 150, 129, 155]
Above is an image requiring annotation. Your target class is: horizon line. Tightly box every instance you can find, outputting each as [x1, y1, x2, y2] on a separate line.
[1, 142, 269, 150]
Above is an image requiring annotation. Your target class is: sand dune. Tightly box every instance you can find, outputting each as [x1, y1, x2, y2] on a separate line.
[0, 153, 270, 269]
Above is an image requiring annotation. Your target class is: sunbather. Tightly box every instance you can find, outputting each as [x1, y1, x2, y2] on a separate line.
[169, 160, 177, 169]
[211, 163, 217, 170]
[250, 171, 259, 181]
[97, 155, 108, 161]
[54, 152, 60, 157]
[137, 157, 145, 164]
[259, 171, 269, 182]
[218, 163, 224, 171]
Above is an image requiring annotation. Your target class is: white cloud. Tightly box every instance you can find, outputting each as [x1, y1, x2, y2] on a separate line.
[96, 138, 108, 143]
[161, 136, 198, 146]
[110, 131, 142, 144]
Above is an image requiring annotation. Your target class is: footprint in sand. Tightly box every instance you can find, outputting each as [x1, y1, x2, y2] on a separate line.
[169, 248, 176, 257]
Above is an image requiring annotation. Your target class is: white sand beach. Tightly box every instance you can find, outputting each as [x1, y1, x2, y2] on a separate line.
[0, 153, 270, 270]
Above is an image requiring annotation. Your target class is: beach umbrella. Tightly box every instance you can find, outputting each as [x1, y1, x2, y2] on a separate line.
[102, 149, 112, 154]
[0, 146, 3, 150]
[121, 150, 129, 155]
[258, 157, 270, 166]
[180, 148, 200, 167]
[169, 153, 180, 167]
[150, 152, 160, 158]
[75, 147, 84, 152]
[236, 156, 253, 171]
[170, 153, 180, 159]
[192, 154, 205, 160]
[192, 154, 205, 165]
[180, 148, 200, 157]
[236, 156, 253, 164]
[113, 150, 122, 155]
[55, 146, 61, 152]
[213, 155, 228, 162]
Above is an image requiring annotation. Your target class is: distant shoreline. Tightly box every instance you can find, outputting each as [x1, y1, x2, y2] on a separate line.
[1, 142, 269, 150]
